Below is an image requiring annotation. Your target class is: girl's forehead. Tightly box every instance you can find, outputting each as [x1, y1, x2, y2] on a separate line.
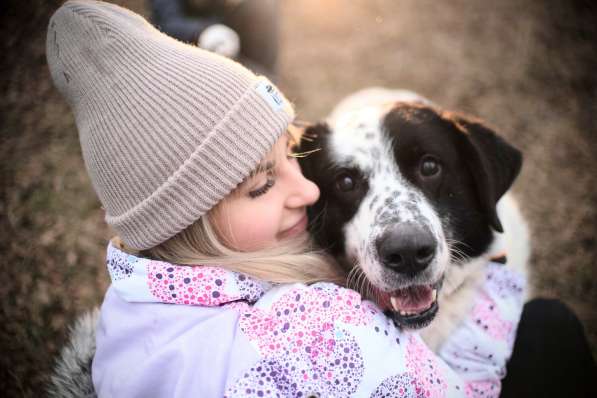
[259, 133, 292, 164]
[243, 133, 289, 181]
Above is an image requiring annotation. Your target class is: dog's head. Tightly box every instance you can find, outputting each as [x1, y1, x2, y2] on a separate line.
[299, 102, 522, 329]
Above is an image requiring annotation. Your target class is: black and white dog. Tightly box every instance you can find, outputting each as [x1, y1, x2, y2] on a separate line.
[299, 88, 530, 351]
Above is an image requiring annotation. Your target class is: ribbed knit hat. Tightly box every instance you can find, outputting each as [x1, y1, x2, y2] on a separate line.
[46, 0, 295, 250]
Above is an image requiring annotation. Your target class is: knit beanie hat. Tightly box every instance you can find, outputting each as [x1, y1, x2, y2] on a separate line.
[46, 0, 295, 250]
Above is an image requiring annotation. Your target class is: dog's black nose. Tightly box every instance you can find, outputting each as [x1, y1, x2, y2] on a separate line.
[376, 224, 436, 275]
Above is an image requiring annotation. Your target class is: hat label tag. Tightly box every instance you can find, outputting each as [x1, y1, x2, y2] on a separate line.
[256, 80, 284, 112]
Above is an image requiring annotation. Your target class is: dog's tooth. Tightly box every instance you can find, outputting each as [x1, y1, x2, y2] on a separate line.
[390, 296, 400, 312]
[431, 289, 437, 301]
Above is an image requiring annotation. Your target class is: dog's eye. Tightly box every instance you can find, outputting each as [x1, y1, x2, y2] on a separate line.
[420, 155, 441, 177]
[335, 173, 355, 192]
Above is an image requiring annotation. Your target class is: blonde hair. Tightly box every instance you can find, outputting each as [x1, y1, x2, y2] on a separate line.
[115, 126, 345, 285]
[128, 215, 345, 284]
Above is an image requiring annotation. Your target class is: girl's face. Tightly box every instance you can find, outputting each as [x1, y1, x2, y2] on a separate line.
[211, 133, 320, 251]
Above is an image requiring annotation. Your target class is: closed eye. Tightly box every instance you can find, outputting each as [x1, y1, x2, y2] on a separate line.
[249, 177, 275, 198]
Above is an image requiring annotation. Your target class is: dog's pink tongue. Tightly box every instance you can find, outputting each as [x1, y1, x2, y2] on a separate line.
[392, 285, 433, 312]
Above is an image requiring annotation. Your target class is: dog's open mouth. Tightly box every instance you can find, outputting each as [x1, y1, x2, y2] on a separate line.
[380, 279, 443, 329]
[390, 284, 437, 315]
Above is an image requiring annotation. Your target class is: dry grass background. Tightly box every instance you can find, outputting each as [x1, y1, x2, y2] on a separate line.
[1, 0, 595, 396]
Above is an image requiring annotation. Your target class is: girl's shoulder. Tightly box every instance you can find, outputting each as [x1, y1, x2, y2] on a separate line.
[224, 282, 465, 397]
[250, 282, 381, 327]
[241, 282, 388, 336]
[222, 282, 386, 364]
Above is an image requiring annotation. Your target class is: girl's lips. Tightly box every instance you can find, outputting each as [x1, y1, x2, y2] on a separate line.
[279, 215, 308, 240]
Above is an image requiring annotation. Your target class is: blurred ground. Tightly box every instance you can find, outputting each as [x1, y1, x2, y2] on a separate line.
[1, 0, 595, 396]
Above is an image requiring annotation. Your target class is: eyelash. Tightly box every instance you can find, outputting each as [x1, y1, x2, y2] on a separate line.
[247, 138, 298, 199]
[248, 176, 275, 198]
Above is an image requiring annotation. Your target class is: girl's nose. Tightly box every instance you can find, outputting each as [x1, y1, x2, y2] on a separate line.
[285, 161, 320, 208]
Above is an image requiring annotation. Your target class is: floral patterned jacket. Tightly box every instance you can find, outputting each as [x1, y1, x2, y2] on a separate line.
[92, 243, 525, 397]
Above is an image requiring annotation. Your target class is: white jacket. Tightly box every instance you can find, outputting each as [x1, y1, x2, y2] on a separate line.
[92, 243, 525, 397]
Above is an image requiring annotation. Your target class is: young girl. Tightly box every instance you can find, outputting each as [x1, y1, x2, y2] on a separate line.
[47, 1, 525, 397]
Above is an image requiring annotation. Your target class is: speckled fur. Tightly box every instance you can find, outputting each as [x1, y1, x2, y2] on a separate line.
[327, 88, 530, 352]
[329, 104, 449, 292]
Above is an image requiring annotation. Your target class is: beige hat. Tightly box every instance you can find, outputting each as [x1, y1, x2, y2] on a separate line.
[46, 0, 295, 250]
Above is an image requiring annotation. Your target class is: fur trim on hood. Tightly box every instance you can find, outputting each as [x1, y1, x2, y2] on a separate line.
[47, 309, 99, 398]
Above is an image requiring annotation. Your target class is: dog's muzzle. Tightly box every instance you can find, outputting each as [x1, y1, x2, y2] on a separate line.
[375, 223, 442, 329]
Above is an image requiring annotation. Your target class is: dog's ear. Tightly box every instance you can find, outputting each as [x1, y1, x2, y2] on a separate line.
[299, 122, 330, 151]
[297, 122, 331, 177]
[451, 114, 523, 233]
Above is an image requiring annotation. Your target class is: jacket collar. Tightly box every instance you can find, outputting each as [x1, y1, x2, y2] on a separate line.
[105, 242, 268, 306]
